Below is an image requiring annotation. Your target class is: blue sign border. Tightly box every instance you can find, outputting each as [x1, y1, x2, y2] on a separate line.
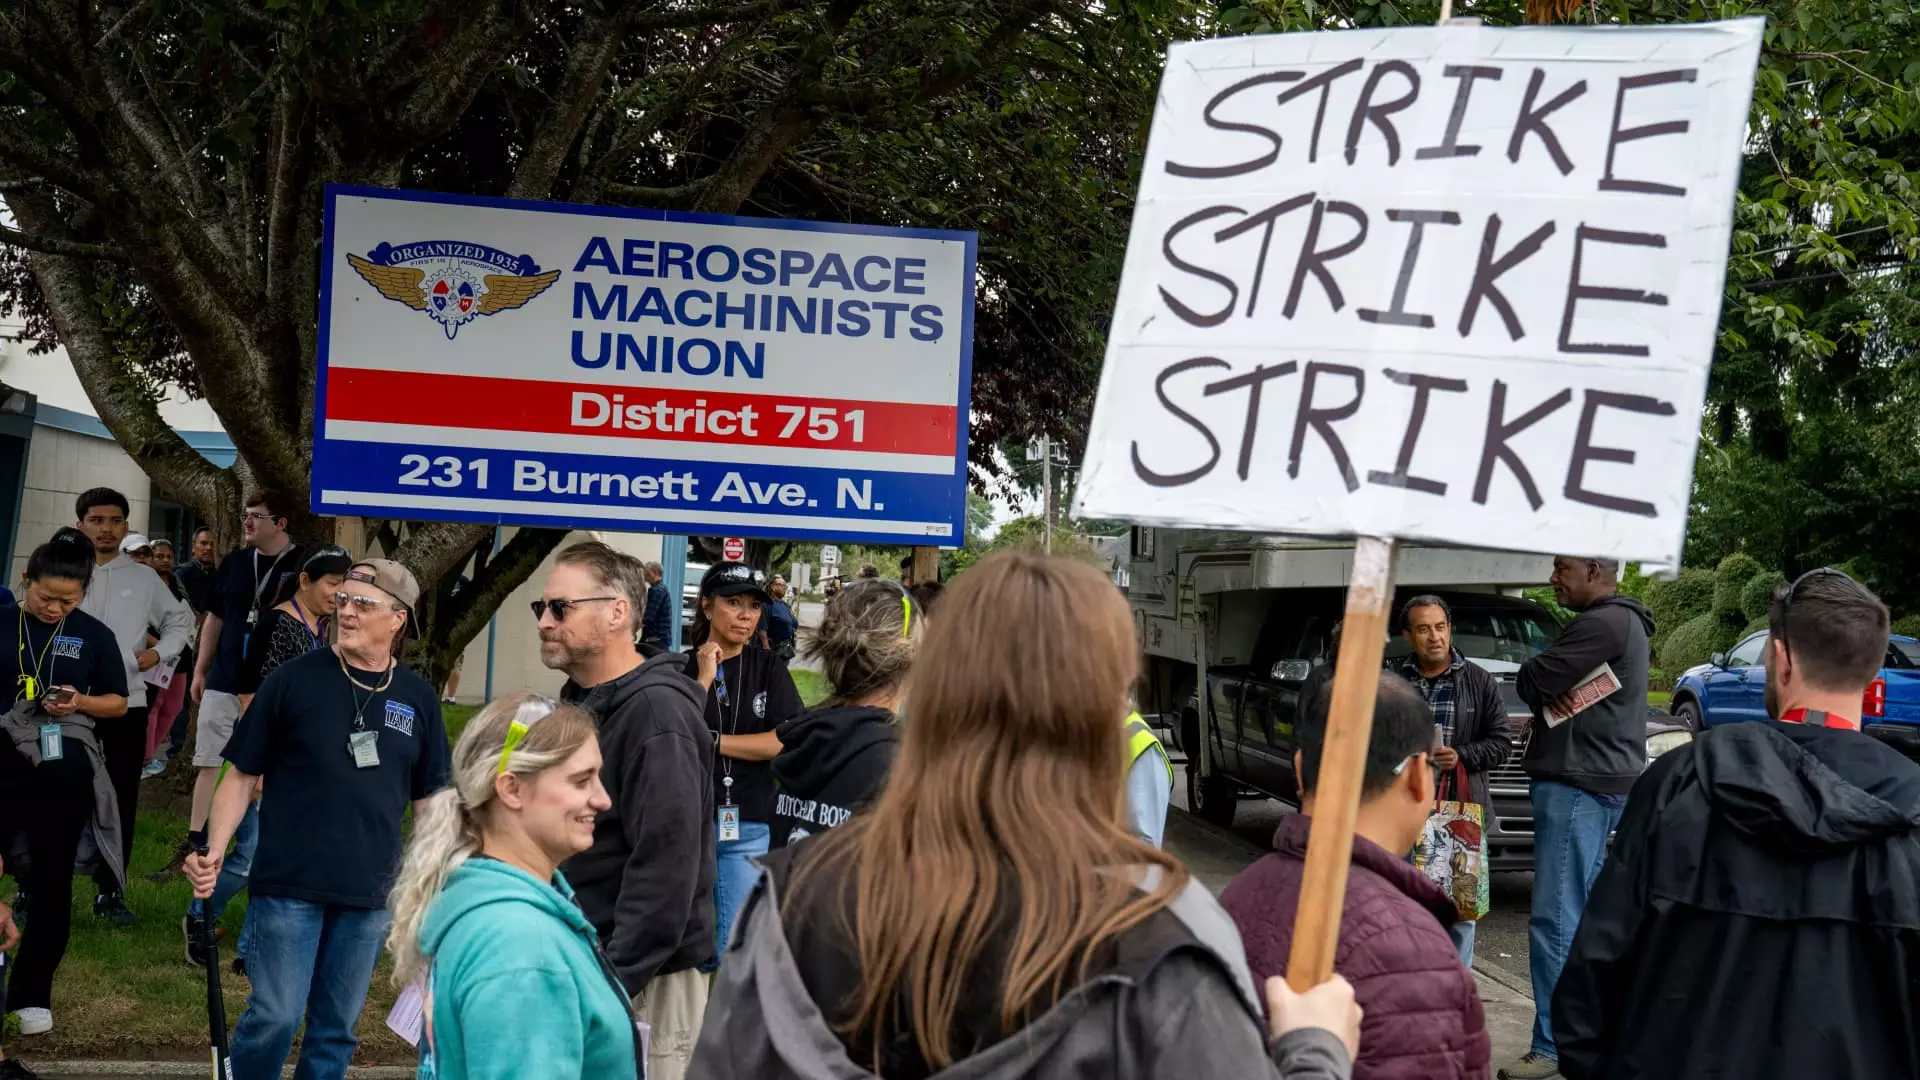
[314, 183, 977, 547]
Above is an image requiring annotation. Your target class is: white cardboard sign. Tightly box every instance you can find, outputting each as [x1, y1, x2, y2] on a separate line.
[1074, 20, 1763, 564]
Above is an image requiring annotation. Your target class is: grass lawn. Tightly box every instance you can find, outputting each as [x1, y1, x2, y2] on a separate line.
[790, 668, 829, 707]
[1648, 690, 1673, 710]
[1, 704, 482, 1064]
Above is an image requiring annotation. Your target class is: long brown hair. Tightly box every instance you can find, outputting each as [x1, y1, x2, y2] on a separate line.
[787, 551, 1188, 1070]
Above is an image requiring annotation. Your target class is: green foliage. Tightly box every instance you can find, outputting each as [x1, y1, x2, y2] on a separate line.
[1713, 554, 1765, 616]
[1661, 611, 1743, 673]
[1523, 587, 1574, 625]
[1893, 614, 1920, 639]
[1647, 568, 1717, 651]
[1742, 570, 1788, 623]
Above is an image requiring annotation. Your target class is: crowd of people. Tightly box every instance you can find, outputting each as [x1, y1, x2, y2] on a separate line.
[0, 504, 1916, 1080]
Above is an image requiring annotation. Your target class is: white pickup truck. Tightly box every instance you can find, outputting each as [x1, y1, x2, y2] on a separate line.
[1127, 528, 1687, 872]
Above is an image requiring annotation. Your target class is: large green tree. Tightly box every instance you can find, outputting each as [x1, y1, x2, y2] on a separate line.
[0, 0, 1200, 679]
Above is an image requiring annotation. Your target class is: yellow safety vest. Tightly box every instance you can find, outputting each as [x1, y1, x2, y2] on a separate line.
[1125, 711, 1174, 787]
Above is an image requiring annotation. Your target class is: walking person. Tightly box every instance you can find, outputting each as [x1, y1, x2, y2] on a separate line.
[687, 562, 803, 962]
[538, 542, 713, 1080]
[640, 561, 673, 648]
[388, 692, 639, 1080]
[184, 559, 448, 1080]
[756, 576, 798, 659]
[1395, 595, 1511, 966]
[74, 489, 194, 925]
[0, 531, 130, 1041]
[1554, 569, 1920, 1080]
[186, 492, 303, 863]
[1500, 557, 1653, 1080]
[1223, 672, 1492, 1080]
[769, 577, 916, 848]
[161, 527, 221, 766]
[694, 551, 1365, 1080]
[140, 540, 192, 778]
[185, 545, 351, 972]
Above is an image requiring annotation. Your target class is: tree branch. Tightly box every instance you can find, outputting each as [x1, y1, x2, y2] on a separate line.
[619, 0, 801, 32]
[507, 14, 621, 200]
[4, 190, 232, 518]
[602, 180, 710, 208]
[0, 221, 126, 260]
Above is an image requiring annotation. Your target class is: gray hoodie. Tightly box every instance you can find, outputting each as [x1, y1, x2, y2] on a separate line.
[80, 554, 194, 709]
[690, 862, 1353, 1080]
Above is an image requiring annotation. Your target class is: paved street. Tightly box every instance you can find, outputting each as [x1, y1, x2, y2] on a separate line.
[1166, 770, 1537, 1066]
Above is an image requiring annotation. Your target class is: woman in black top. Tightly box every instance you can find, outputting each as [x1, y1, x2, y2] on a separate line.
[235, 546, 351, 699]
[687, 562, 803, 966]
[0, 530, 129, 1045]
[769, 577, 918, 849]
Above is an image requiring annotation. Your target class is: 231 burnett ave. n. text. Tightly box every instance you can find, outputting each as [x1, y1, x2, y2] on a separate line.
[395, 452, 886, 511]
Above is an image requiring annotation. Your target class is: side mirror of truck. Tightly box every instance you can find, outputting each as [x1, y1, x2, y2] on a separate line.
[1709, 652, 1727, 668]
[1271, 660, 1313, 682]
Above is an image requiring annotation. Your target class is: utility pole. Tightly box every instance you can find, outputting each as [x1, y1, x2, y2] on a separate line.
[1042, 433, 1053, 555]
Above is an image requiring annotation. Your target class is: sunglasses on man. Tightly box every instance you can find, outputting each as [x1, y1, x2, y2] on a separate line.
[529, 596, 617, 621]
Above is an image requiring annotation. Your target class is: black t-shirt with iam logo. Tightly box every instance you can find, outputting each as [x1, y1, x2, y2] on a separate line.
[686, 646, 804, 826]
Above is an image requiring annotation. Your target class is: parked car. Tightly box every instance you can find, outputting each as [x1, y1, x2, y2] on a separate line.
[1173, 587, 1692, 872]
[1669, 631, 1920, 753]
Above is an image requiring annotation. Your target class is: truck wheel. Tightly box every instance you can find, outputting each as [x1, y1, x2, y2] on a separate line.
[1188, 766, 1239, 829]
[1675, 697, 1704, 732]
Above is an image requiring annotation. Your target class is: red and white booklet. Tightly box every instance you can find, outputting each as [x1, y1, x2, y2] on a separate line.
[1544, 663, 1621, 728]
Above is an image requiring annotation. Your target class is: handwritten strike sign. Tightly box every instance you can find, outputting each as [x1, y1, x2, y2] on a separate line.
[1075, 20, 1763, 564]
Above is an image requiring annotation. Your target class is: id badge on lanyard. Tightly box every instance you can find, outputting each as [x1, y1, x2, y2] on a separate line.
[39, 722, 63, 761]
[714, 668, 739, 841]
[349, 729, 381, 769]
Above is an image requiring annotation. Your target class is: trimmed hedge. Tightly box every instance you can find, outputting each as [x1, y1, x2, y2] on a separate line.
[1648, 568, 1715, 652]
[1661, 610, 1743, 673]
[1895, 614, 1920, 640]
[1741, 570, 1787, 624]
[1713, 553, 1763, 616]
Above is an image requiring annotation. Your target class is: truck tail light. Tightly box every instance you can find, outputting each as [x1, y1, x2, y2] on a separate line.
[1865, 678, 1887, 719]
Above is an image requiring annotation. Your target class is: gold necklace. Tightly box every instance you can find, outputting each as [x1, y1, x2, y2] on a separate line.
[336, 648, 395, 693]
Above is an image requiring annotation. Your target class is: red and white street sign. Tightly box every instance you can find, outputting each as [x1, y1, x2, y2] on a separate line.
[723, 537, 746, 562]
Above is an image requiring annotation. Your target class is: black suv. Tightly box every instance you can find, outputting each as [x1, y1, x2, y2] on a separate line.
[1176, 588, 1565, 872]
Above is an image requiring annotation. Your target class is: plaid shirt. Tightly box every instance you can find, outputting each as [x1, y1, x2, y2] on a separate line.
[1398, 650, 1465, 746]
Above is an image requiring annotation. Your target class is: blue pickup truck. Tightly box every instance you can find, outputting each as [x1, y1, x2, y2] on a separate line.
[1669, 631, 1920, 752]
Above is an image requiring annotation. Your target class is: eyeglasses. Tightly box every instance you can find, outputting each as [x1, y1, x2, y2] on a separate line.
[1774, 567, 1851, 647]
[530, 596, 616, 621]
[241, 511, 277, 524]
[333, 592, 397, 613]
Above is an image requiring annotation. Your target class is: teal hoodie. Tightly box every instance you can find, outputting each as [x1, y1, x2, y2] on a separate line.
[418, 858, 638, 1080]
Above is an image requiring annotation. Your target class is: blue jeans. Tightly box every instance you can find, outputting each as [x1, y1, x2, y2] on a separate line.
[1528, 779, 1626, 1059]
[229, 896, 390, 1080]
[190, 801, 259, 958]
[711, 820, 771, 965]
[1448, 919, 1477, 969]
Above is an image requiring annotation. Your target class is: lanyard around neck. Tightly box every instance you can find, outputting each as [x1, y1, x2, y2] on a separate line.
[17, 607, 65, 702]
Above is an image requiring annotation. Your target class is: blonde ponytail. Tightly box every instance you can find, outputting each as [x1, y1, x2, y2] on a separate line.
[386, 691, 600, 987]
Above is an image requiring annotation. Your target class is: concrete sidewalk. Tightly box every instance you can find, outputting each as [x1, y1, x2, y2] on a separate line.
[1167, 809, 1537, 1066]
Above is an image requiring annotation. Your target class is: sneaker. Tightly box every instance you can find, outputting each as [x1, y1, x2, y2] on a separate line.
[92, 892, 136, 926]
[141, 755, 167, 779]
[1498, 1053, 1561, 1080]
[10, 1009, 50, 1037]
[183, 916, 210, 968]
[0, 1057, 43, 1079]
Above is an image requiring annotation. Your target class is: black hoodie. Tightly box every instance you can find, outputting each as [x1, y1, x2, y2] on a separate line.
[768, 705, 898, 849]
[1554, 720, 1920, 1079]
[559, 651, 717, 991]
[1517, 594, 1655, 793]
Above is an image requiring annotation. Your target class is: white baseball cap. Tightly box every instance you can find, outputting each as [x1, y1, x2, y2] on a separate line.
[121, 533, 153, 554]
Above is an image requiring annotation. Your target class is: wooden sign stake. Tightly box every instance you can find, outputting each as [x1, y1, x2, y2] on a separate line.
[1286, 534, 1398, 990]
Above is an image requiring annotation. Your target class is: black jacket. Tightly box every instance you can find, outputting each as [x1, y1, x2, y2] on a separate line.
[560, 651, 717, 991]
[1554, 720, 1920, 1079]
[1517, 595, 1654, 794]
[768, 705, 898, 849]
[1395, 652, 1511, 811]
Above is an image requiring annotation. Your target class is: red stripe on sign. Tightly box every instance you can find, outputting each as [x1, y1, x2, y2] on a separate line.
[325, 369, 958, 456]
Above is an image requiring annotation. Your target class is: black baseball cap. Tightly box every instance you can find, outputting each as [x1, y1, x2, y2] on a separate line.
[699, 562, 770, 603]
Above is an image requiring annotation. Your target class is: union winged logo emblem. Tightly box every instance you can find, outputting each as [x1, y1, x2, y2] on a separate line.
[346, 240, 560, 339]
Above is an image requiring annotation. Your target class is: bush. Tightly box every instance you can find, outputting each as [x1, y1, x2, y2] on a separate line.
[1894, 614, 1920, 640]
[1660, 611, 1742, 673]
[1713, 553, 1764, 617]
[1647, 568, 1715, 651]
[1741, 570, 1787, 624]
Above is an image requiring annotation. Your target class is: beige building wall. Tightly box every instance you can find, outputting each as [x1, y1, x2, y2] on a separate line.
[449, 528, 665, 704]
[11, 425, 162, 585]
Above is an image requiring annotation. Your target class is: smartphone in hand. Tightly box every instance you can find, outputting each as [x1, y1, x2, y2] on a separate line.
[44, 686, 75, 706]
